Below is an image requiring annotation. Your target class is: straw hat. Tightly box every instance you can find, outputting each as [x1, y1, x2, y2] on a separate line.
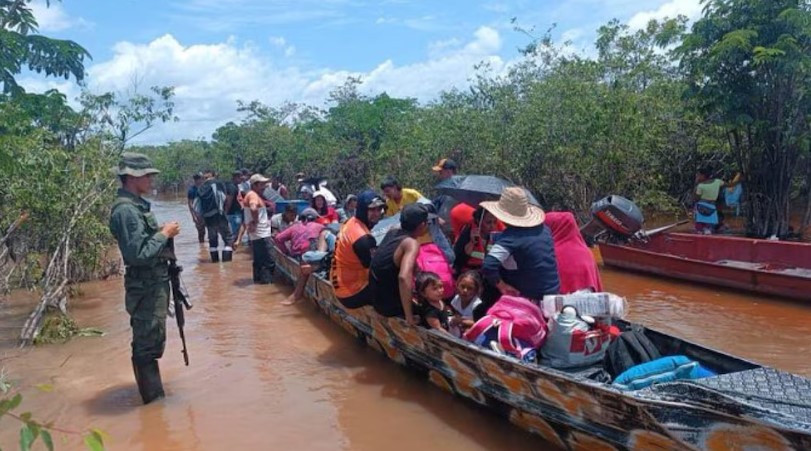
[480, 186, 545, 227]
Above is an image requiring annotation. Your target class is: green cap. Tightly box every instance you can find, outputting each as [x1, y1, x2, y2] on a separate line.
[116, 152, 160, 177]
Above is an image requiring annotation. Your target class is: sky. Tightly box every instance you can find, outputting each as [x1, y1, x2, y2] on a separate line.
[20, 0, 704, 144]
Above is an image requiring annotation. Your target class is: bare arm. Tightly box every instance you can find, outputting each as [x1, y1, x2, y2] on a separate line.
[224, 193, 234, 216]
[425, 316, 451, 333]
[187, 198, 201, 223]
[395, 237, 420, 325]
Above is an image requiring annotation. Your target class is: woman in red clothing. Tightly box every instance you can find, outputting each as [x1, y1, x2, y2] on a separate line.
[544, 212, 603, 294]
[312, 191, 339, 225]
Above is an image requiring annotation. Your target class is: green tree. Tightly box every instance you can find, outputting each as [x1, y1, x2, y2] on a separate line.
[0, 0, 91, 94]
[679, 0, 811, 237]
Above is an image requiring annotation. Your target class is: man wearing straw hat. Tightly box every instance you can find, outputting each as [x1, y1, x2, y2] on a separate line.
[480, 187, 560, 301]
[109, 152, 180, 404]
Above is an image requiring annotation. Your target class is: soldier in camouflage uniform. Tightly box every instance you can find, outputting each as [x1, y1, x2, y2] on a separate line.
[109, 153, 180, 404]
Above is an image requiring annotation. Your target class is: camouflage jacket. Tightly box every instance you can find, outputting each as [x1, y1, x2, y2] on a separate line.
[109, 189, 169, 269]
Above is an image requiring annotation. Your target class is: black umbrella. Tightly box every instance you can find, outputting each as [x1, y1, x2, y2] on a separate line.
[435, 174, 540, 207]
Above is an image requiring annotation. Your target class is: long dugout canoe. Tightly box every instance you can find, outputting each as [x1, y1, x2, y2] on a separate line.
[271, 246, 811, 450]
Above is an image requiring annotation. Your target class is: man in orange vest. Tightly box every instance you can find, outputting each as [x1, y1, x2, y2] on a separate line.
[331, 191, 386, 308]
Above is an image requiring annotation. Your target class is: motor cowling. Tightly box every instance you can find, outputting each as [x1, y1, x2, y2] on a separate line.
[580, 195, 644, 244]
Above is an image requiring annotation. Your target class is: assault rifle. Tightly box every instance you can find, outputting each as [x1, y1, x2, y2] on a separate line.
[167, 239, 192, 366]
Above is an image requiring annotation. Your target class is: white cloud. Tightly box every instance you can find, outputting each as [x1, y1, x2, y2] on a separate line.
[269, 36, 296, 56]
[305, 26, 507, 102]
[627, 0, 702, 29]
[464, 27, 502, 54]
[19, 26, 511, 144]
[29, 0, 92, 32]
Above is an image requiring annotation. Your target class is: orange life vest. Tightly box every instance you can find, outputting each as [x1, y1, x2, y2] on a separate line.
[463, 229, 495, 270]
[331, 217, 371, 298]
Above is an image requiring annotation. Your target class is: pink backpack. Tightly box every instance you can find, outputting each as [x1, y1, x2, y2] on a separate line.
[463, 295, 548, 359]
[416, 243, 455, 299]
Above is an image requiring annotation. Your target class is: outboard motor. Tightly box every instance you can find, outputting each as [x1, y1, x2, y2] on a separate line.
[580, 195, 644, 245]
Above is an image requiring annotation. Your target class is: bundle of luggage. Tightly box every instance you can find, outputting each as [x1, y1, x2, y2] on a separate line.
[463, 292, 716, 390]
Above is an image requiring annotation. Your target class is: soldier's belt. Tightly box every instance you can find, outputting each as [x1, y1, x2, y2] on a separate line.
[125, 263, 169, 277]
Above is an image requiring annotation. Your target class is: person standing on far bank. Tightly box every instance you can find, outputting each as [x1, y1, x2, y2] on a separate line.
[109, 153, 180, 404]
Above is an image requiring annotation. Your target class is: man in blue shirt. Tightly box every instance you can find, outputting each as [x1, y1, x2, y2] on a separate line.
[480, 187, 560, 301]
[187, 173, 205, 243]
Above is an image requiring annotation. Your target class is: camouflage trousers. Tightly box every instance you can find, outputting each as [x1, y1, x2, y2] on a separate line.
[124, 270, 169, 365]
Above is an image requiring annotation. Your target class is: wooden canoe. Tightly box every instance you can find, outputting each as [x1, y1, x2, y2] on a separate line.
[599, 233, 811, 301]
[271, 246, 811, 450]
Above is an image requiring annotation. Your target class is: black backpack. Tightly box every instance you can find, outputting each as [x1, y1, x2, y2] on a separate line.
[197, 181, 225, 218]
[603, 325, 661, 378]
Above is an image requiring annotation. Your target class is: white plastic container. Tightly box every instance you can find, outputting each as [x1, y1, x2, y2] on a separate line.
[541, 292, 627, 319]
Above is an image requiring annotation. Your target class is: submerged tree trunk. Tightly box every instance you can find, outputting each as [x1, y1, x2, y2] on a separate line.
[745, 147, 795, 238]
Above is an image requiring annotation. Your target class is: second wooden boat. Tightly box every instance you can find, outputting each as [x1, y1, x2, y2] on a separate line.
[599, 232, 811, 301]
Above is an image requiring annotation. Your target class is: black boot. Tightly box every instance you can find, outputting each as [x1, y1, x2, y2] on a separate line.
[257, 266, 272, 284]
[209, 249, 220, 263]
[221, 247, 233, 262]
[132, 359, 165, 404]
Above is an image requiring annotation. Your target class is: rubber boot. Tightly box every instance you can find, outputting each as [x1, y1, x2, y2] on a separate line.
[257, 266, 272, 284]
[221, 246, 233, 262]
[209, 248, 220, 263]
[133, 359, 165, 404]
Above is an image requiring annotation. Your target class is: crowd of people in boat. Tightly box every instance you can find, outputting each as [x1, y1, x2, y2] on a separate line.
[185, 159, 605, 331]
[183, 159, 744, 387]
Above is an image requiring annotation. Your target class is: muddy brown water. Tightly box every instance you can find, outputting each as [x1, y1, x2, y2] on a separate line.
[1, 199, 810, 450]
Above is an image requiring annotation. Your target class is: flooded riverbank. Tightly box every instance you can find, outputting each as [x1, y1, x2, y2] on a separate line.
[2, 199, 810, 450]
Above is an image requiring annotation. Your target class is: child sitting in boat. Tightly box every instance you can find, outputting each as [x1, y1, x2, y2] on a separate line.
[448, 271, 484, 337]
[413, 271, 450, 333]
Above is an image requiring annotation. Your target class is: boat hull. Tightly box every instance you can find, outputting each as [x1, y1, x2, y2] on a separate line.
[599, 233, 811, 301]
[271, 246, 811, 450]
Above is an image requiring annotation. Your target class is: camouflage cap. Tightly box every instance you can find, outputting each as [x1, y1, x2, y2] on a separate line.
[116, 152, 160, 177]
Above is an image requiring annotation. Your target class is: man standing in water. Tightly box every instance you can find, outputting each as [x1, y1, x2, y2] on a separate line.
[187, 173, 206, 243]
[109, 153, 180, 404]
